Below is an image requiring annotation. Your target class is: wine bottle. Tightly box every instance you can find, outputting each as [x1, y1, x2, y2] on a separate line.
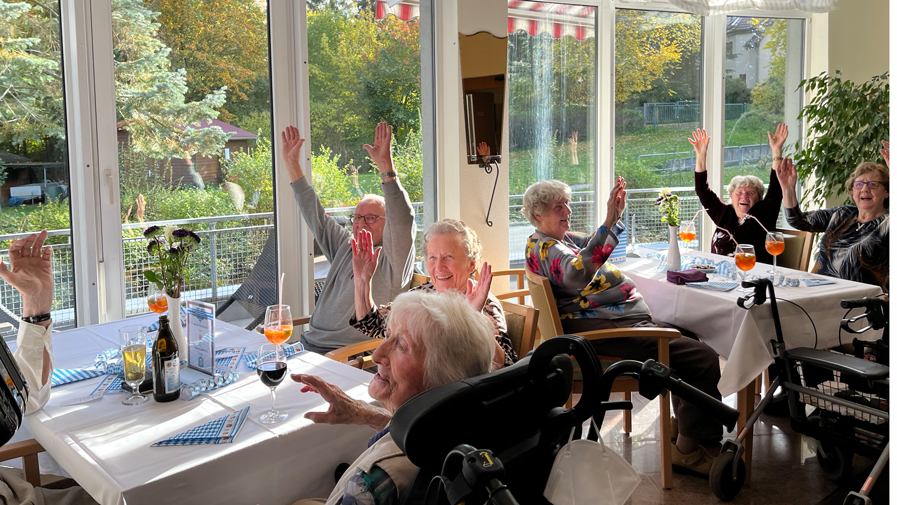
[152, 315, 180, 402]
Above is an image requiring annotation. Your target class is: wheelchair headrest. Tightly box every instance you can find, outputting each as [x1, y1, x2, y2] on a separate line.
[391, 335, 604, 470]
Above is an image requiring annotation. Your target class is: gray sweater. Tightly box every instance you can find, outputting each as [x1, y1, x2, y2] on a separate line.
[291, 176, 415, 352]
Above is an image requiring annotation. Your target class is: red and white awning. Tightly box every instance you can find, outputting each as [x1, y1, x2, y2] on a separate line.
[375, 0, 420, 21]
[507, 2, 595, 41]
[376, 1, 595, 41]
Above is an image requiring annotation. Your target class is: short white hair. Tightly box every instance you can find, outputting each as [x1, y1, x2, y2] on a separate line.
[358, 194, 385, 208]
[387, 290, 495, 389]
[727, 176, 765, 200]
[520, 180, 572, 227]
[423, 219, 481, 275]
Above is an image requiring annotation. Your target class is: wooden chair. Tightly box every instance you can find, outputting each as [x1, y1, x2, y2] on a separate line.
[776, 229, 815, 272]
[325, 339, 382, 370]
[500, 300, 539, 358]
[485, 269, 529, 304]
[525, 268, 677, 489]
[0, 439, 45, 488]
[410, 273, 430, 288]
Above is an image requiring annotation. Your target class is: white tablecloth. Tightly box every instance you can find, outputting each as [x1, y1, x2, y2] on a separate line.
[16, 315, 376, 505]
[617, 251, 883, 396]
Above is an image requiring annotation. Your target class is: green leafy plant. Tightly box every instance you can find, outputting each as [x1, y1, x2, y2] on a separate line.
[143, 225, 202, 297]
[794, 71, 889, 206]
[654, 188, 680, 227]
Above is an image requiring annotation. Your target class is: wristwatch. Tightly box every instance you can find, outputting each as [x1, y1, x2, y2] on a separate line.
[21, 313, 51, 324]
[773, 156, 784, 161]
[379, 170, 397, 181]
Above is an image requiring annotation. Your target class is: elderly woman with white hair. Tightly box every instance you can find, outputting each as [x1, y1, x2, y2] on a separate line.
[688, 125, 787, 264]
[291, 290, 496, 505]
[521, 178, 723, 477]
[351, 219, 517, 370]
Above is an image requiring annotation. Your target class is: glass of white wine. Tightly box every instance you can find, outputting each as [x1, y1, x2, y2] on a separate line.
[119, 325, 149, 406]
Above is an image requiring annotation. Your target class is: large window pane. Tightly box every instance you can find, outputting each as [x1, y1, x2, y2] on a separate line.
[307, 0, 423, 276]
[0, 1, 76, 336]
[614, 9, 703, 248]
[114, 0, 275, 327]
[507, 3, 596, 267]
[723, 17, 804, 186]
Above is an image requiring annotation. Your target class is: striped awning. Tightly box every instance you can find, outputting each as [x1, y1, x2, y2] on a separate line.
[377, 1, 596, 41]
[508, 2, 595, 40]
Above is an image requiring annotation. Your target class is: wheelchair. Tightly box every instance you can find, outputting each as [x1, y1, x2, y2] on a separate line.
[389, 334, 740, 505]
[708, 278, 888, 504]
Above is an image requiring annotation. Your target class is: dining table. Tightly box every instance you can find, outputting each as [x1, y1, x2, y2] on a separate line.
[10, 314, 377, 505]
[617, 248, 883, 482]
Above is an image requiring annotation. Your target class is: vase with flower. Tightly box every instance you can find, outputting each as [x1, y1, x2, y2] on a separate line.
[143, 224, 202, 368]
[655, 188, 681, 271]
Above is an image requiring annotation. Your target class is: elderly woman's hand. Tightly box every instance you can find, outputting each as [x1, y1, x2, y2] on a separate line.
[688, 129, 710, 167]
[280, 126, 306, 183]
[292, 373, 391, 430]
[0, 230, 53, 319]
[466, 261, 492, 312]
[778, 158, 798, 189]
[352, 229, 381, 286]
[477, 142, 490, 158]
[603, 177, 626, 228]
[767, 123, 788, 155]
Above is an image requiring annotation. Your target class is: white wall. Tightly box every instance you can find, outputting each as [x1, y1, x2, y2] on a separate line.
[827, 0, 889, 83]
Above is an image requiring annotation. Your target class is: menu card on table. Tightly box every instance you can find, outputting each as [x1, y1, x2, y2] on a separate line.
[186, 300, 216, 376]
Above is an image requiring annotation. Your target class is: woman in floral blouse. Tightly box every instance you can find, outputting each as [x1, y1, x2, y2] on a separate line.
[351, 219, 517, 370]
[521, 178, 722, 478]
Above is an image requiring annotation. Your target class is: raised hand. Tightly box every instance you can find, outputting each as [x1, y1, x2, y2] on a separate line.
[292, 373, 389, 429]
[604, 176, 627, 227]
[778, 157, 798, 190]
[351, 229, 381, 286]
[280, 126, 306, 183]
[881, 140, 890, 169]
[0, 230, 53, 317]
[477, 141, 490, 158]
[767, 123, 788, 154]
[363, 122, 394, 172]
[466, 261, 492, 312]
[688, 129, 710, 160]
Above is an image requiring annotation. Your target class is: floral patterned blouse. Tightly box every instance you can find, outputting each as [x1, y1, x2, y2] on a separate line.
[525, 223, 650, 321]
[350, 282, 517, 367]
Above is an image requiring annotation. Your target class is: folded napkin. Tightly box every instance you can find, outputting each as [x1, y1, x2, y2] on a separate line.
[803, 278, 836, 287]
[214, 347, 245, 371]
[51, 368, 105, 388]
[667, 269, 708, 285]
[686, 281, 739, 292]
[151, 406, 250, 447]
[244, 343, 304, 370]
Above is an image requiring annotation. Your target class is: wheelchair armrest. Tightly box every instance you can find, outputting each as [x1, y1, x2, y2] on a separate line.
[785, 347, 889, 381]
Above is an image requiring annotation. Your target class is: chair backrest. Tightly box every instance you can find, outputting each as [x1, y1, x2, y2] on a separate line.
[410, 273, 430, 289]
[485, 268, 529, 304]
[500, 301, 539, 358]
[324, 339, 383, 369]
[776, 229, 815, 271]
[216, 230, 278, 328]
[524, 269, 564, 344]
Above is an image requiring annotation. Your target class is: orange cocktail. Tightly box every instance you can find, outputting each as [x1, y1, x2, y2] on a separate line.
[735, 253, 756, 271]
[765, 240, 784, 256]
[148, 295, 168, 314]
[265, 325, 293, 345]
[679, 231, 696, 242]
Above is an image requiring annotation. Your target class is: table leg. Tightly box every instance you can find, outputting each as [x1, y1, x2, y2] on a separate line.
[736, 379, 756, 485]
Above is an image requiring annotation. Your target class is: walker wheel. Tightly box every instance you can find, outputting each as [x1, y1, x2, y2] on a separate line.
[709, 451, 745, 501]
[816, 440, 853, 482]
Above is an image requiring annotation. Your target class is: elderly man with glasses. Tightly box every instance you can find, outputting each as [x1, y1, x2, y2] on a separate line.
[281, 123, 415, 354]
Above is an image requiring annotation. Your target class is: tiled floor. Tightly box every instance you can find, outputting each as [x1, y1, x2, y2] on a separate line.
[591, 390, 888, 505]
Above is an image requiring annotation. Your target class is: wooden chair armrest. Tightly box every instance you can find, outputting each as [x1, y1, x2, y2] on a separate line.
[0, 439, 44, 461]
[569, 327, 681, 341]
[494, 289, 529, 301]
[325, 339, 383, 363]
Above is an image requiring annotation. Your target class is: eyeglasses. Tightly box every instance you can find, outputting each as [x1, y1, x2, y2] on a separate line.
[853, 181, 885, 190]
[349, 214, 385, 224]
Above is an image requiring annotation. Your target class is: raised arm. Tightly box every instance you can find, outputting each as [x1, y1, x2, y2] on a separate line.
[0, 231, 54, 413]
[689, 129, 730, 225]
[688, 129, 709, 174]
[779, 158, 835, 232]
[367, 123, 415, 288]
[281, 125, 306, 183]
[767, 123, 788, 173]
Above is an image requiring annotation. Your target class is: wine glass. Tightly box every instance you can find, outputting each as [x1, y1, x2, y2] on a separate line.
[147, 284, 168, 314]
[765, 232, 785, 275]
[264, 305, 293, 345]
[257, 343, 288, 424]
[734, 244, 756, 292]
[679, 221, 696, 254]
[119, 325, 149, 406]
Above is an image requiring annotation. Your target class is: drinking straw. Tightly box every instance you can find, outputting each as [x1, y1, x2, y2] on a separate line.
[278, 272, 285, 326]
[716, 226, 739, 245]
[688, 208, 707, 227]
[742, 214, 771, 235]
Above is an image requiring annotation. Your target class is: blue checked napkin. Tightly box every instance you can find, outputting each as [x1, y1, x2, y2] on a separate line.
[151, 406, 250, 447]
[51, 368, 105, 387]
[803, 278, 836, 287]
[244, 343, 304, 370]
[686, 281, 739, 292]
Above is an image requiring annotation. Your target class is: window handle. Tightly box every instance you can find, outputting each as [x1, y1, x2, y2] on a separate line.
[104, 169, 114, 204]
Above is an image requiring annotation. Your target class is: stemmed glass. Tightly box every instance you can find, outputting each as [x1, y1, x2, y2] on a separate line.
[734, 244, 756, 292]
[679, 221, 696, 254]
[119, 325, 149, 406]
[147, 284, 168, 315]
[264, 304, 293, 345]
[765, 232, 785, 275]
[257, 344, 288, 424]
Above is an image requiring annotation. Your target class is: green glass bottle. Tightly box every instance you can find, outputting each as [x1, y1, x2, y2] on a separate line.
[152, 315, 180, 402]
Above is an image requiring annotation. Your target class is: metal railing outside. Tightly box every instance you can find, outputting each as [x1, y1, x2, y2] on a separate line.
[637, 143, 772, 172]
[641, 102, 748, 129]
